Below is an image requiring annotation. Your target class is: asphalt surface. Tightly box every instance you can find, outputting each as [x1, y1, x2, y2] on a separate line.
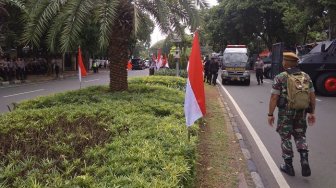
[0, 69, 149, 114]
[218, 72, 336, 188]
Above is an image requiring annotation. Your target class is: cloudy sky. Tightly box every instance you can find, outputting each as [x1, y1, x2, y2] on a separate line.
[150, 0, 218, 46]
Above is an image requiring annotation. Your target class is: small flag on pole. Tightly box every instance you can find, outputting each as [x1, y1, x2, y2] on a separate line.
[162, 55, 169, 68]
[184, 31, 206, 126]
[156, 48, 162, 70]
[78, 46, 87, 83]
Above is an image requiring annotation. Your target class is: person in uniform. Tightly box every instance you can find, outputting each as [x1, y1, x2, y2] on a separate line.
[267, 52, 316, 177]
[254, 56, 264, 85]
[209, 57, 219, 85]
[203, 55, 211, 83]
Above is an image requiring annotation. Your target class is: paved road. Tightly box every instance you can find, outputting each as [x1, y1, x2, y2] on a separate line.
[218, 72, 336, 188]
[0, 69, 149, 114]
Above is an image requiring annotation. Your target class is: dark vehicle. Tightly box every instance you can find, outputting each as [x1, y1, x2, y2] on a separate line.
[270, 41, 336, 96]
[298, 40, 336, 96]
[262, 55, 272, 78]
[131, 58, 145, 70]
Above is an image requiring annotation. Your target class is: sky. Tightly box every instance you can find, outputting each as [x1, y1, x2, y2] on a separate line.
[150, 0, 218, 46]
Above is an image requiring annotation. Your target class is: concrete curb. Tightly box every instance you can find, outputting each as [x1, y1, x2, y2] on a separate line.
[218, 87, 265, 188]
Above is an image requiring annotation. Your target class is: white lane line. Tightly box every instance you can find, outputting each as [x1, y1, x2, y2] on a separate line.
[217, 80, 290, 188]
[3, 89, 45, 98]
[263, 80, 271, 84]
[84, 79, 100, 83]
[316, 98, 322, 102]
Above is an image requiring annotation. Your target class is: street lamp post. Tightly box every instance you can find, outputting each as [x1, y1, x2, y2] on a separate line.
[170, 33, 182, 77]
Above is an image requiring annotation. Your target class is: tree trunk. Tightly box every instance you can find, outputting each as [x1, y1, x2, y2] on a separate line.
[108, 2, 134, 92]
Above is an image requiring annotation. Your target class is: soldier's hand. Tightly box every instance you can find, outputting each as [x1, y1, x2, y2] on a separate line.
[307, 113, 315, 126]
[268, 116, 274, 127]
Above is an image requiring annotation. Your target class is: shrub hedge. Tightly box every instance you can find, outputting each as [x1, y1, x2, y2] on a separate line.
[154, 69, 188, 78]
[0, 76, 198, 187]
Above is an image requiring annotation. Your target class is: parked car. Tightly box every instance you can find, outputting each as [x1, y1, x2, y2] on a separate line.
[131, 58, 145, 70]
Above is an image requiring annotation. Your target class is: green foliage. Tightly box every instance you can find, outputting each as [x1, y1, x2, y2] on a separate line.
[202, 0, 335, 52]
[154, 69, 188, 78]
[0, 76, 198, 187]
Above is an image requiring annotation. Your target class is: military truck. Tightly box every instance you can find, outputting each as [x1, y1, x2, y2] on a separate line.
[298, 40, 336, 96]
[270, 40, 336, 96]
[221, 45, 250, 85]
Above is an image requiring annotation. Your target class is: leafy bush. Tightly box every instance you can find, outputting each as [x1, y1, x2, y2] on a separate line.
[0, 76, 197, 187]
[154, 69, 188, 78]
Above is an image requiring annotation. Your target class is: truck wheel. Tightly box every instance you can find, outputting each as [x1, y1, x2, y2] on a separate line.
[316, 73, 336, 96]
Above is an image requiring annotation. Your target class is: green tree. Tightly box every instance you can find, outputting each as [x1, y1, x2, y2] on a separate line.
[21, 0, 207, 92]
[0, 0, 25, 55]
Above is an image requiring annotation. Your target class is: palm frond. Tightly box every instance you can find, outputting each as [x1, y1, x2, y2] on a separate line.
[60, 0, 94, 51]
[21, 1, 51, 47]
[46, 13, 67, 52]
[3, 0, 26, 12]
[136, 0, 170, 34]
[195, 0, 209, 9]
[95, 0, 119, 49]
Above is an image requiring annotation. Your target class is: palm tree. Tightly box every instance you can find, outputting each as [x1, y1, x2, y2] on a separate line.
[21, 0, 208, 92]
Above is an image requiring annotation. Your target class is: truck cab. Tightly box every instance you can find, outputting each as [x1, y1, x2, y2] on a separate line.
[221, 45, 250, 85]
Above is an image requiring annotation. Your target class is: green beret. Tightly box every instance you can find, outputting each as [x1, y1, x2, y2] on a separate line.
[283, 52, 299, 62]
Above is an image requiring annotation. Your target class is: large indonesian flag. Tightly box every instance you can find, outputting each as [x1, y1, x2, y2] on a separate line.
[184, 32, 206, 126]
[78, 47, 87, 82]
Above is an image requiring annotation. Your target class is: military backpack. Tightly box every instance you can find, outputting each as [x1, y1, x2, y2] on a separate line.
[285, 71, 310, 109]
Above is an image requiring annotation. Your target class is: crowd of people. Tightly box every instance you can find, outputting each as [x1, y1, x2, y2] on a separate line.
[0, 57, 62, 81]
[203, 55, 220, 85]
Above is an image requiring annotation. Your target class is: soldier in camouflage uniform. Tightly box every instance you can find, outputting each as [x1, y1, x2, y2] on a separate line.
[268, 52, 316, 177]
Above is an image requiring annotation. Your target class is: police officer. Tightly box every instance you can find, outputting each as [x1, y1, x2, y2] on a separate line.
[203, 55, 211, 83]
[254, 56, 264, 85]
[209, 57, 219, 85]
[267, 52, 316, 177]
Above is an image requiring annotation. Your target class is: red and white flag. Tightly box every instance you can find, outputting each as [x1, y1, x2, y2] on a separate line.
[184, 32, 206, 126]
[162, 55, 169, 68]
[156, 48, 163, 70]
[78, 46, 87, 82]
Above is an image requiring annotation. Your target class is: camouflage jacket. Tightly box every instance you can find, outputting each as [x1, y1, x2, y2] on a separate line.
[271, 69, 315, 109]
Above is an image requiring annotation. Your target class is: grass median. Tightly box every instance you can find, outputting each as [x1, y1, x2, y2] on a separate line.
[0, 76, 252, 187]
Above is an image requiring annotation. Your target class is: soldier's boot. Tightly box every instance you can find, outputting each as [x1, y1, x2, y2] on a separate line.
[300, 150, 311, 177]
[280, 158, 295, 176]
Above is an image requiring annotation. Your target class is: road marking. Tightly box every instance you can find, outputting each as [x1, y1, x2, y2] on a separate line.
[263, 80, 271, 84]
[217, 80, 290, 188]
[316, 98, 322, 102]
[3, 89, 45, 98]
[84, 79, 100, 83]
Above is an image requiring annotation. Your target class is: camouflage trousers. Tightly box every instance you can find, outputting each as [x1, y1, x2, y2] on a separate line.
[276, 109, 309, 159]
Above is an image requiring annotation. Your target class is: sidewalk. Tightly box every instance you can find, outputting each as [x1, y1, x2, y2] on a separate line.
[0, 71, 82, 86]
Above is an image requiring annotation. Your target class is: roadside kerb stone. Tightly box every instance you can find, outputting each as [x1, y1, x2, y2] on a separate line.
[242, 148, 251, 160]
[218, 85, 265, 188]
[251, 172, 265, 188]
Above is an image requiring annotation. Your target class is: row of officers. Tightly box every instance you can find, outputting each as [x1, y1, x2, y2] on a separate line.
[0, 58, 56, 81]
